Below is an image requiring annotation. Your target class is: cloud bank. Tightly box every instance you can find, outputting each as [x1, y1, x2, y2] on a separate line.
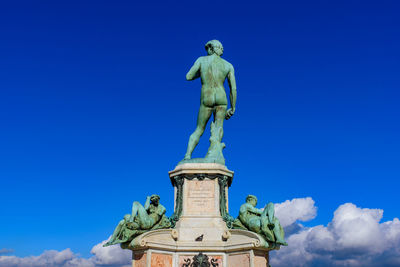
[0, 240, 131, 267]
[271, 201, 400, 267]
[1, 198, 399, 267]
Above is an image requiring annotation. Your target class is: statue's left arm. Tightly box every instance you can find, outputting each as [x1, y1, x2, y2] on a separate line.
[226, 65, 237, 120]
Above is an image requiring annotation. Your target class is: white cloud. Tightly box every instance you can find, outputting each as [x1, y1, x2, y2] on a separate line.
[0, 238, 131, 267]
[0, 249, 82, 267]
[90, 239, 131, 266]
[271, 201, 400, 267]
[275, 197, 317, 227]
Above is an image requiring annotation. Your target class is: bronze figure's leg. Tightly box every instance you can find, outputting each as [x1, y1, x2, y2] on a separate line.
[261, 208, 275, 242]
[213, 105, 227, 142]
[130, 201, 153, 229]
[106, 219, 124, 245]
[273, 218, 287, 245]
[105, 215, 130, 246]
[184, 105, 213, 159]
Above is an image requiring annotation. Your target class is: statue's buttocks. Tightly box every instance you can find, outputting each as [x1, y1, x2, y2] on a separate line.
[201, 86, 227, 107]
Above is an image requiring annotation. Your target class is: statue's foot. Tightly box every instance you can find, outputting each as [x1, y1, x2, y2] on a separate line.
[276, 240, 288, 246]
[178, 155, 191, 165]
[103, 241, 113, 247]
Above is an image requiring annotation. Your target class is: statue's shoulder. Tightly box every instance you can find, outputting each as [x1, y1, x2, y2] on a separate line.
[221, 58, 234, 70]
[239, 202, 251, 211]
[196, 56, 207, 62]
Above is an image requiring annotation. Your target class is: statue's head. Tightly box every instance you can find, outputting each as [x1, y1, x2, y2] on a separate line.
[205, 40, 223, 56]
[123, 214, 131, 221]
[150, 194, 160, 204]
[246, 195, 258, 207]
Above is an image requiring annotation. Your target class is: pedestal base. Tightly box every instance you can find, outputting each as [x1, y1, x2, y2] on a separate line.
[124, 163, 273, 266]
[132, 249, 269, 267]
[129, 228, 270, 267]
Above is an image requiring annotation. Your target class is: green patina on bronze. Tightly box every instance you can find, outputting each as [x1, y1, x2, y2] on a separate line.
[233, 195, 287, 247]
[169, 176, 184, 228]
[179, 40, 237, 165]
[218, 176, 235, 228]
[103, 195, 171, 247]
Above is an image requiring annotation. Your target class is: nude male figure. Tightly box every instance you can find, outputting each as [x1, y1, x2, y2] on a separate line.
[183, 40, 237, 160]
[104, 195, 166, 246]
[239, 195, 287, 245]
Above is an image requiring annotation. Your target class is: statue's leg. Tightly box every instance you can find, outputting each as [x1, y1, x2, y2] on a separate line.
[261, 209, 275, 242]
[247, 217, 262, 233]
[262, 206, 269, 217]
[260, 207, 268, 230]
[130, 201, 143, 222]
[273, 219, 287, 245]
[213, 105, 227, 142]
[105, 219, 125, 246]
[136, 206, 154, 229]
[184, 105, 213, 159]
[130, 201, 153, 230]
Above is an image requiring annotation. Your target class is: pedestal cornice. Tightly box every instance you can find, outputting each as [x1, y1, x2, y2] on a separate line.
[169, 163, 234, 186]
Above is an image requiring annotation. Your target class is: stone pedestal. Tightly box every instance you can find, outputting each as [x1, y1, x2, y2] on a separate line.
[128, 163, 271, 267]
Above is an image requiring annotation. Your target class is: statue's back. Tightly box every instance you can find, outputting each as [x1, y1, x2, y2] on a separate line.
[200, 56, 230, 87]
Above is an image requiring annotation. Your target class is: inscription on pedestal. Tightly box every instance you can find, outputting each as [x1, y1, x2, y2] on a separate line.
[185, 180, 216, 215]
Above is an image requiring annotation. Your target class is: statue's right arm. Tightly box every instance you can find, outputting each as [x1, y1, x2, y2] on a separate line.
[240, 203, 261, 215]
[144, 196, 151, 210]
[247, 205, 262, 215]
[186, 58, 201, 81]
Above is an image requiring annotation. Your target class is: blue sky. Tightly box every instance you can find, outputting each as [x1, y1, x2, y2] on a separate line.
[0, 1, 399, 266]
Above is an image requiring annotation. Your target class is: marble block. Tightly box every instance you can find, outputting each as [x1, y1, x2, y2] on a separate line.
[150, 253, 173, 267]
[228, 253, 250, 267]
[254, 251, 268, 267]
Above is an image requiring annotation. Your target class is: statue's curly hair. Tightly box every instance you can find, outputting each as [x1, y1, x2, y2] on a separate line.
[150, 194, 160, 201]
[205, 40, 224, 56]
[246, 194, 257, 202]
